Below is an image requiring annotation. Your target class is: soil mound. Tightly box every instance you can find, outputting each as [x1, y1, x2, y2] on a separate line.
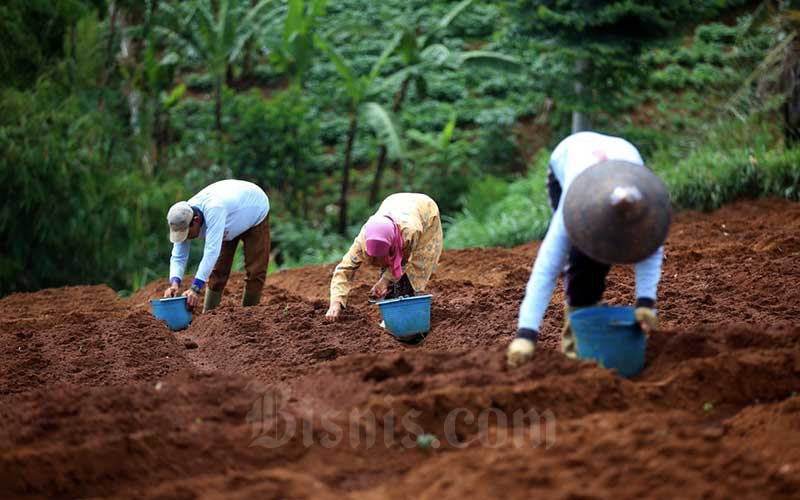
[1, 198, 799, 499]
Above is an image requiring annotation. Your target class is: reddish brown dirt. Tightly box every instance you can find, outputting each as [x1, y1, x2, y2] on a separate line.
[2, 198, 800, 499]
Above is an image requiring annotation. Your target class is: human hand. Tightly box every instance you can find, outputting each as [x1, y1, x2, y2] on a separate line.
[369, 277, 390, 300]
[182, 289, 200, 309]
[506, 338, 536, 368]
[634, 307, 658, 334]
[164, 283, 180, 298]
[326, 300, 344, 322]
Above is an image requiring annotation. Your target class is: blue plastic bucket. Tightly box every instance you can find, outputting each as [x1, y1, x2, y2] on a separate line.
[377, 295, 432, 338]
[569, 306, 646, 377]
[150, 296, 192, 331]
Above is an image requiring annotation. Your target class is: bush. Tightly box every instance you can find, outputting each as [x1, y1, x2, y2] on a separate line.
[271, 218, 351, 267]
[224, 87, 324, 215]
[653, 141, 800, 211]
[251, 63, 284, 86]
[184, 72, 215, 92]
[474, 107, 523, 172]
[0, 81, 183, 296]
[696, 23, 738, 44]
[444, 151, 551, 249]
[651, 64, 690, 89]
[690, 63, 723, 88]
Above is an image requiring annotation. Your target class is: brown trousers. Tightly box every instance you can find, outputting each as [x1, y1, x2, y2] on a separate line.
[207, 213, 270, 296]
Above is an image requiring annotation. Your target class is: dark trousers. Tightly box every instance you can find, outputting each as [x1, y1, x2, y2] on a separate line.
[564, 247, 610, 307]
[547, 165, 610, 307]
[207, 214, 271, 296]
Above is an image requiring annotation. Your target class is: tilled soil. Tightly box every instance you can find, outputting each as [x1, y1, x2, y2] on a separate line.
[1, 198, 799, 499]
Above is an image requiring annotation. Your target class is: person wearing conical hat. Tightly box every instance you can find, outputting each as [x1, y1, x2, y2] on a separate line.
[164, 179, 270, 312]
[507, 131, 671, 367]
[326, 193, 443, 322]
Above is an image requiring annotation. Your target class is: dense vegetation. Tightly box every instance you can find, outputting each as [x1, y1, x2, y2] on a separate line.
[1, 0, 797, 296]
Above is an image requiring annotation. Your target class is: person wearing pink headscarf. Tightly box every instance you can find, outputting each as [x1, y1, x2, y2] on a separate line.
[326, 193, 443, 322]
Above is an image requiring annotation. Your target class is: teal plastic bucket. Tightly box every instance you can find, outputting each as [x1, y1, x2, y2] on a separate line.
[150, 296, 192, 331]
[377, 295, 432, 338]
[569, 306, 646, 377]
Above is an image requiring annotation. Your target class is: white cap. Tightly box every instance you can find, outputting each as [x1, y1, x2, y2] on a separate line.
[167, 201, 194, 243]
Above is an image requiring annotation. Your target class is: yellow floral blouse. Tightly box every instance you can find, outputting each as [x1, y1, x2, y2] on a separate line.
[330, 193, 443, 306]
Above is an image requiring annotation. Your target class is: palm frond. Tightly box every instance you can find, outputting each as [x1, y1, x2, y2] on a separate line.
[406, 129, 438, 149]
[420, 43, 451, 66]
[435, 0, 474, 34]
[363, 102, 404, 160]
[369, 32, 403, 81]
[285, 0, 304, 35]
[438, 111, 457, 149]
[454, 51, 522, 71]
[193, 1, 217, 49]
[314, 34, 359, 101]
[398, 28, 419, 65]
[229, 0, 282, 62]
[376, 64, 422, 93]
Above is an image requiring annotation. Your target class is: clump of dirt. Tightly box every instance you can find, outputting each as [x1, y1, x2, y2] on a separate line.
[1, 198, 799, 499]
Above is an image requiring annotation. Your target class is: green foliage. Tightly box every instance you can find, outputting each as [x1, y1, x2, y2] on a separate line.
[363, 102, 404, 161]
[654, 121, 800, 211]
[506, 0, 747, 118]
[446, 118, 800, 250]
[445, 151, 552, 249]
[3, 0, 798, 298]
[185, 72, 216, 91]
[0, 0, 104, 88]
[650, 63, 690, 89]
[0, 80, 183, 296]
[474, 107, 523, 172]
[271, 218, 350, 267]
[268, 0, 328, 86]
[155, 0, 281, 130]
[644, 18, 776, 93]
[224, 87, 323, 214]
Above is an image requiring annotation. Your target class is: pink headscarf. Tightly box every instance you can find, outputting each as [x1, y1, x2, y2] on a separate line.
[364, 214, 404, 279]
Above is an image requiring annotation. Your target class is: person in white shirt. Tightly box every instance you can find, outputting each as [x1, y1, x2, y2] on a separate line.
[507, 132, 671, 367]
[163, 179, 271, 312]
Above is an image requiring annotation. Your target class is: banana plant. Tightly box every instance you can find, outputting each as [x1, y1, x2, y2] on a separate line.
[269, 0, 327, 88]
[405, 110, 458, 157]
[367, 0, 520, 205]
[314, 33, 403, 234]
[155, 0, 280, 132]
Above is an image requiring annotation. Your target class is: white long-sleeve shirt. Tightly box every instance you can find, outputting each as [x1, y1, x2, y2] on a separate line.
[518, 132, 664, 332]
[169, 180, 269, 286]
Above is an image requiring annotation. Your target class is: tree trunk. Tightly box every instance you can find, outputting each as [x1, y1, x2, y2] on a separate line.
[368, 76, 412, 206]
[288, 124, 300, 214]
[154, 104, 171, 172]
[242, 40, 254, 79]
[215, 75, 224, 133]
[571, 58, 592, 133]
[226, 63, 235, 86]
[99, 2, 118, 93]
[783, 49, 800, 147]
[339, 112, 358, 234]
[242, 0, 257, 78]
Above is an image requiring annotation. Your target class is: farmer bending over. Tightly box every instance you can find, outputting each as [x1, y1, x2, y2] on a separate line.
[164, 179, 271, 312]
[326, 193, 443, 321]
[507, 132, 671, 367]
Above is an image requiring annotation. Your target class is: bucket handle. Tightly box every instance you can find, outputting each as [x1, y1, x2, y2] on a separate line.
[368, 294, 414, 305]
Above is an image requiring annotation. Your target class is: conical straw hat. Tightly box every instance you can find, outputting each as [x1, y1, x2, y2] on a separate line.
[563, 160, 671, 264]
